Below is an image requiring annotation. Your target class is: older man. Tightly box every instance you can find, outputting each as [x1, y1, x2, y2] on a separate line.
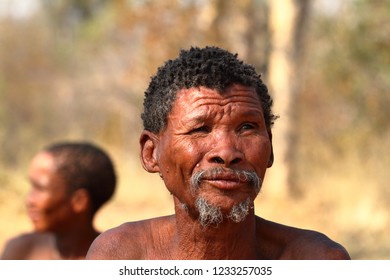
[87, 46, 350, 260]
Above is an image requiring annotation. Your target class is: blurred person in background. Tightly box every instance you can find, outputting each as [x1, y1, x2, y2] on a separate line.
[1, 142, 116, 259]
[86, 46, 350, 260]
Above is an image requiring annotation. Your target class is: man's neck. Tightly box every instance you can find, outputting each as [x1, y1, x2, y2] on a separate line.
[172, 203, 259, 259]
[53, 223, 99, 260]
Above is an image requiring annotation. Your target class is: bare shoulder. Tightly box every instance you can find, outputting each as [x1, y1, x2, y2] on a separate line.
[1, 232, 51, 260]
[282, 228, 351, 260]
[256, 217, 350, 260]
[86, 215, 175, 260]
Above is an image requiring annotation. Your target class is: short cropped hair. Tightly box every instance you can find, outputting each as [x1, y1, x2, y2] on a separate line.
[141, 46, 277, 133]
[44, 142, 116, 214]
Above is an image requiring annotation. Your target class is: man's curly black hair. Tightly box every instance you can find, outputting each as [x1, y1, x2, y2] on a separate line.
[44, 142, 117, 215]
[141, 46, 277, 133]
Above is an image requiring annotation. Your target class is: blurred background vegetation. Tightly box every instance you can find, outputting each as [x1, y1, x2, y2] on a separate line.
[0, 0, 389, 259]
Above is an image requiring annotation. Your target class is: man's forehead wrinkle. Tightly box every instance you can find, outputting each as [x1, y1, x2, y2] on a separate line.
[168, 88, 264, 130]
[173, 102, 263, 127]
[176, 98, 261, 118]
[177, 106, 214, 128]
[189, 94, 259, 106]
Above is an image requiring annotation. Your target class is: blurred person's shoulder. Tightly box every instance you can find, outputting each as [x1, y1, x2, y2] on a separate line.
[1, 232, 53, 260]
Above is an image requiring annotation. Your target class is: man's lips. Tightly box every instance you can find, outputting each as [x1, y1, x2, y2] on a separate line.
[27, 209, 41, 222]
[201, 172, 250, 190]
[203, 178, 246, 190]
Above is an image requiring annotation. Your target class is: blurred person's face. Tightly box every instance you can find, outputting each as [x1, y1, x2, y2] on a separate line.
[143, 84, 273, 223]
[26, 152, 75, 233]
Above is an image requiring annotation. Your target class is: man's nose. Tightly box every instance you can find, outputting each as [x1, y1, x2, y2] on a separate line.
[206, 132, 243, 166]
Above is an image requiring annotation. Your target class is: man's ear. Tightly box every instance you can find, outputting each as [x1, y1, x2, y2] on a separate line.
[71, 188, 90, 213]
[267, 128, 274, 168]
[140, 130, 161, 173]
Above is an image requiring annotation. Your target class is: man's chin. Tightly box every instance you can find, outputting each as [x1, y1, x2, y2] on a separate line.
[32, 223, 50, 233]
[195, 196, 252, 228]
[198, 189, 255, 207]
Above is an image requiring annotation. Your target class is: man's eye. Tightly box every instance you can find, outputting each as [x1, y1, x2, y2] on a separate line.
[240, 123, 255, 130]
[31, 183, 45, 192]
[190, 126, 209, 134]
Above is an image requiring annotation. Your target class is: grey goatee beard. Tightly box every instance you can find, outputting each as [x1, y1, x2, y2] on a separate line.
[228, 197, 252, 223]
[195, 197, 252, 227]
[189, 168, 262, 228]
[195, 197, 223, 227]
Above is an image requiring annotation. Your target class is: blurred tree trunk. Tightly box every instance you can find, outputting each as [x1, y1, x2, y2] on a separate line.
[266, 0, 310, 197]
[245, 0, 270, 75]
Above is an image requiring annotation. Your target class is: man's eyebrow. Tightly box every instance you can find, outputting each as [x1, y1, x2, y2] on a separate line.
[179, 110, 208, 123]
[243, 112, 266, 122]
[180, 118, 206, 130]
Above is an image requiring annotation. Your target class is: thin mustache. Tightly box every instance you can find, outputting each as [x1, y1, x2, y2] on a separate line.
[190, 167, 260, 192]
